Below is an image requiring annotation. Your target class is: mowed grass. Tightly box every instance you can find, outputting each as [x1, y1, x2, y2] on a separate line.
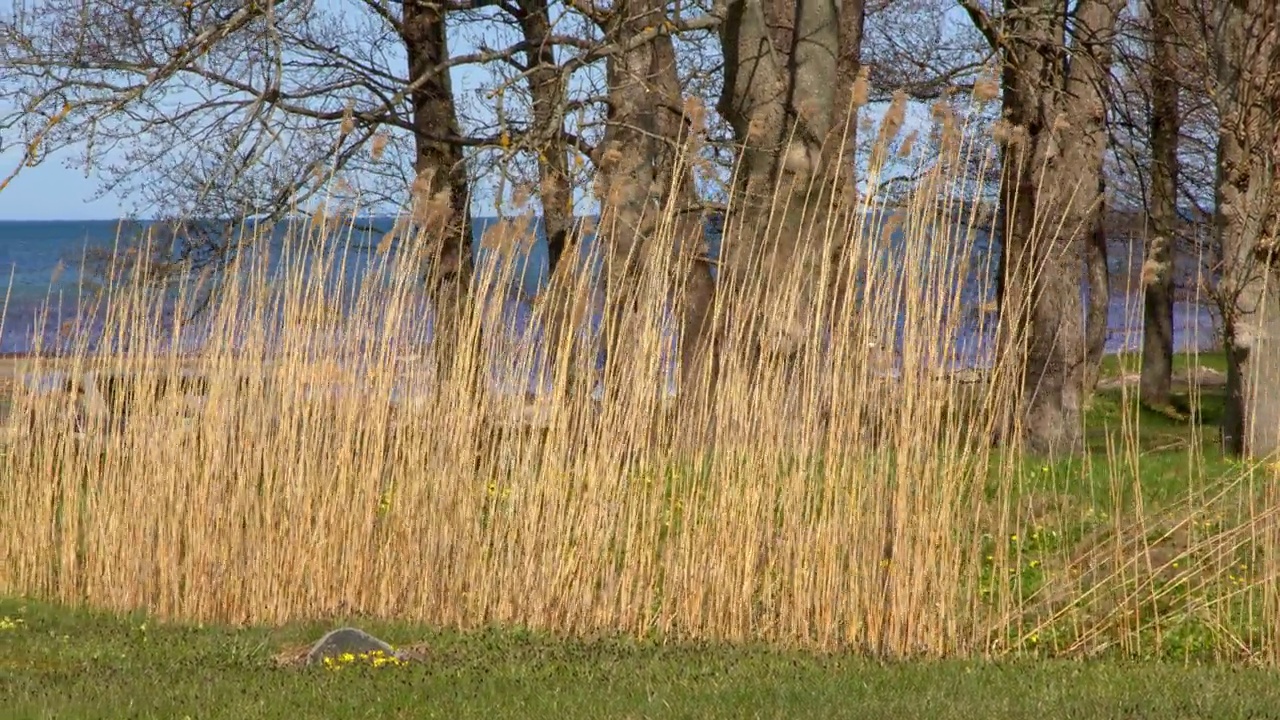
[3, 597, 1280, 720]
[1096, 349, 1230, 380]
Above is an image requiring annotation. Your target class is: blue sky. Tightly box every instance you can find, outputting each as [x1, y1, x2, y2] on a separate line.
[0, 62, 497, 222]
[0, 145, 126, 221]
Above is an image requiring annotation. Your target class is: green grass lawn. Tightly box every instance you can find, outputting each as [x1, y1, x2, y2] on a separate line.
[1001, 350, 1237, 506]
[1095, 348, 1229, 379]
[1001, 383, 1234, 509]
[3, 597, 1280, 719]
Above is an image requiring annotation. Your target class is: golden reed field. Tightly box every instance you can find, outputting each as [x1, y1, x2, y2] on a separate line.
[2, 119, 1277, 663]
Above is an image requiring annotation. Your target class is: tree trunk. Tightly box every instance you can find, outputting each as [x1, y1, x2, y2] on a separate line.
[1213, 0, 1280, 457]
[584, 0, 715, 404]
[515, 0, 575, 276]
[833, 0, 868, 184]
[718, 0, 880, 648]
[1140, 0, 1180, 409]
[403, 1, 473, 287]
[1139, 233, 1176, 404]
[985, 0, 1125, 456]
[717, 0, 845, 363]
[1243, 292, 1280, 456]
[1085, 182, 1110, 395]
[824, 0, 869, 346]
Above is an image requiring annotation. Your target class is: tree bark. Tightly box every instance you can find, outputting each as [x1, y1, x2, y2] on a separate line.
[718, 0, 882, 648]
[403, 1, 473, 288]
[1240, 293, 1280, 456]
[981, 0, 1125, 456]
[1139, 0, 1180, 409]
[833, 0, 868, 183]
[717, 0, 846, 365]
[1213, 0, 1280, 457]
[514, 0, 575, 276]
[576, 0, 716, 404]
[825, 0, 869, 341]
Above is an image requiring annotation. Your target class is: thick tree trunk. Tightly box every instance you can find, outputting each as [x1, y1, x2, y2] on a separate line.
[403, 2, 473, 287]
[584, 0, 715, 404]
[825, 0, 869, 345]
[1243, 292, 1280, 456]
[718, 0, 879, 647]
[964, 0, 1130, 449]
[832, 0, 868, 183]
[989, 0, 1124, 456]
[1139, 232, 1176, 404]
[1140, 0, 1180, 409]
[1004, 168, 1089, 456]
[1219, 295, 1280, 458]
[717, 0, 844, 364]
[1214, 0, 1280, 457]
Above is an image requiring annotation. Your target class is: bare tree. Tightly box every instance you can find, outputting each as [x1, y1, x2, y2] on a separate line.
[864, 0, 991, 100]
[583, 0, 717, 396]
[669, 0, 991, 213]
[515, 0, 576, 272]
[1208, 0, 1280, 457]
[961, 0, 1127, 455]
[1103, 0, 1223, 406]
[404, 0, 475, 291]
[454, 0, 601, 278]
[1139, 0, 1181, 408]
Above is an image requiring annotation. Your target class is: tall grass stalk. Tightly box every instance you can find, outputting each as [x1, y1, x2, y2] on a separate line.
[1, 108, 1277, 662]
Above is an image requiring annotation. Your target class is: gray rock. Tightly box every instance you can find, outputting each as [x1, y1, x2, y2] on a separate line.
[305, 627, 405, 666]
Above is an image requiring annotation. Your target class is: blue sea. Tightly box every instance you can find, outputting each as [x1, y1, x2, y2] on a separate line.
[0, 218, 1221, 372]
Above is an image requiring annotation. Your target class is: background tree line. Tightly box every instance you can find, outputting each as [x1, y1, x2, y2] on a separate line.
[1, 0, 1277, 457]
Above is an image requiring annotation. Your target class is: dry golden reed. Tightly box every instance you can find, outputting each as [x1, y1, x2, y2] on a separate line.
[0, 106, 1276, 665]
[973, 70, 1000, 104]
[851, 66, 870, 108]
[683, 96, 707, 134]
[370, 132, 389, 162]
[869, 91, 908, 172]
[897, 130, 918, 159]
[340, 99, 356, 136]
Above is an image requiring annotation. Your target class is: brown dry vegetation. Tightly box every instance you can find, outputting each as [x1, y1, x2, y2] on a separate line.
[1, 97, 1278, 667]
